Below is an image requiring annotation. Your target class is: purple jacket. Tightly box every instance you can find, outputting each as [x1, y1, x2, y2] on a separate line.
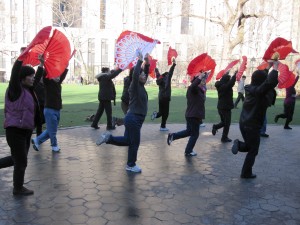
[285, 76, 299, 105]
[4, 88, 35, 129]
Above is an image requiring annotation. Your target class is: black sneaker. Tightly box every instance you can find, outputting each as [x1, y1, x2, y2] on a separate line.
[212, 125, 217, 136]
[284, 126, 292, 130]
[221, 137, 232, 143]
[13, 186, 34, 196]
[106, 126, 116, 130]
[260, 133, 269, 137]
[167, 133, 173, 145]
[240, 174, 257, 179]
[274, 115, 279, 123]
[91, 124, 100, 129]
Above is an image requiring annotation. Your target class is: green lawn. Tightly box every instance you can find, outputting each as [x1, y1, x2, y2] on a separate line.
[0, 83, 299, 136]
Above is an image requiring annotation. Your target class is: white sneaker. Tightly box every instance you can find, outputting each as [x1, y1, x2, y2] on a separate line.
[52, 146, 60, 152]
[185, 151, 197, 156]
[160, 127, 169, 131]
[200, 123, 206, 127]
[31, 138, 40, 151]
[126, 165, 142, 173]
[151, 111, 157, 121]
[96, 131, 111, 145]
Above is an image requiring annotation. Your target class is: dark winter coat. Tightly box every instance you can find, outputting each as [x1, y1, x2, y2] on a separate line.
[97, 69, 122, 102]
[156, 63, 176, 101]
[215, 74, 236, 110]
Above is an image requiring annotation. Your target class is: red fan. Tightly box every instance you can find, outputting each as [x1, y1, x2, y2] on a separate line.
[236, 56, 247, 81]
[19, 26, 52, 63]
[263, 37, 298, 60]
[216, 59, 240, 80]
[187, 53, 216, 82]
[167, 46, 178, 65]
[115, 30, 160, 70]
[278, 70, 295, 89]
[277, 63, 290, 87]
[224, 59, 240, 73]
[215, 69, 225, 80]
[257, 61, 268, 70]
[43, 29, 71, 79]
[22, 39, 50, 66]
[148, 55, 158, 79]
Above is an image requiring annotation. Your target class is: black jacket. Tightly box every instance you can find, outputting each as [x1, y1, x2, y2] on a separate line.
[97, 69, 122, 101]
[185, 77, 206, 120]
[240, 69, 278, 128]
[156, 63, 176, 101]
[215, 74, 236, 110]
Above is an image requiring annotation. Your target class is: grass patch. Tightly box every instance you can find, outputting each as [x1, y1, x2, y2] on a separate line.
[0, 83, 299, 136]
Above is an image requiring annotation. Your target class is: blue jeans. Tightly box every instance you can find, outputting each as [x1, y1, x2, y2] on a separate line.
[36, 108, 60, 147]
[107, 112, 145, 167]
[172, 117, 201, 154]
[260, 116, 267, 134]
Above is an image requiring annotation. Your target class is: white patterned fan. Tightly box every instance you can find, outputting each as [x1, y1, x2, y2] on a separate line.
[115, 31, 160, 70]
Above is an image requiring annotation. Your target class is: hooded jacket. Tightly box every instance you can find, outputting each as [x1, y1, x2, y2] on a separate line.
[240, 69, 278, 128]
[156, 63, 176, 101]
[215, 73, 236, 110]
[96, 69, 122, 102]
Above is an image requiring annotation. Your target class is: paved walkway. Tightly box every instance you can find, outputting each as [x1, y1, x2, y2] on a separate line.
[0, 123, 299, 225]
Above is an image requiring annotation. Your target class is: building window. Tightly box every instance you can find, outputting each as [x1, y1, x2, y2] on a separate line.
[101, 39, 108, 67]
[163, 42, 169, 60]
[180, 0, 190, 34]
[100, 0, 106, 29]
[175, 43, 181, 59]
[88, 38, 95, 77]
[53, 0, 82, 28]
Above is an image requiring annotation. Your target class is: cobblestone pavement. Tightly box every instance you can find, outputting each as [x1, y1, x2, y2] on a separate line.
[0, 123, 299, 225]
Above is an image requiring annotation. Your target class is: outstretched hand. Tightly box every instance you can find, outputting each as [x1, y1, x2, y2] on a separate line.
[38, 54, 45, 67]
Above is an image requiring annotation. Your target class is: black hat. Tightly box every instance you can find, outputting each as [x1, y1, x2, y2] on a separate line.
[251, 70, 267, 85]
[19, 66, 35, 80]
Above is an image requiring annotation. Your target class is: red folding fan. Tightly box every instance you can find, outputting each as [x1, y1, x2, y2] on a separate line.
[236, 56, 247, 81]
[277, 63, 291, 87]
[257, 61, 269, 70]
[278, 71, 296, 89]
[215, 59, 240, 80]
[148, 55, 158, 79]
[263, 37, 298, 60]
[167, 47, 178, 65]
[19, 26, 52, 64]
[187, 53, 216, 83]
[43, 29, 71, 79]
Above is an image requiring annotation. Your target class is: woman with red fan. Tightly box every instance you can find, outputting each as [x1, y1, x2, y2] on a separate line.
[0, 55, 44, 196]
[96, 51, 150, 173]
[166, 72, 207, 157]
[151, 57, 176, 131]
[275, 73, 299, 129]
[212, 71, 237, 143]
[231, 61, 278, 179]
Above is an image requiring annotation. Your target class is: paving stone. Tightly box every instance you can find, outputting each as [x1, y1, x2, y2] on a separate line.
[0, 124, 299, 224]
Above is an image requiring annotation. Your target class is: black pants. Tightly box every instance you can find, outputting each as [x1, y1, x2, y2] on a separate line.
[0, 127, 32, 188]
[155, 98, 170, 128]
[234, 92, 244, 107]
[237, 124, 260, 177]
[92, 100, 113, 128]
[276, 102, 295, 127]
[214, 109, 232, 138]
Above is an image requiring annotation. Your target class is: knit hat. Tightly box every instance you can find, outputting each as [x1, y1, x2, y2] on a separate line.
[251, 70, 267, 85]
[19, 66, 35, 80]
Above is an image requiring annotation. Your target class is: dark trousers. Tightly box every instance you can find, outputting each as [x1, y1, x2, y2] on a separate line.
[36, 105, 45, 136]
[107, 112, 145, 167]
[173, 117, 201, 154]
[214, 109, 232, 138]
[155, 98, 170, 128]
[276, 102, 295, 127]
[234, 92, 244, 107]
[92, 100, 112, 128]
[0, 127, 32, 188]
[237, 124, 260, 177]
